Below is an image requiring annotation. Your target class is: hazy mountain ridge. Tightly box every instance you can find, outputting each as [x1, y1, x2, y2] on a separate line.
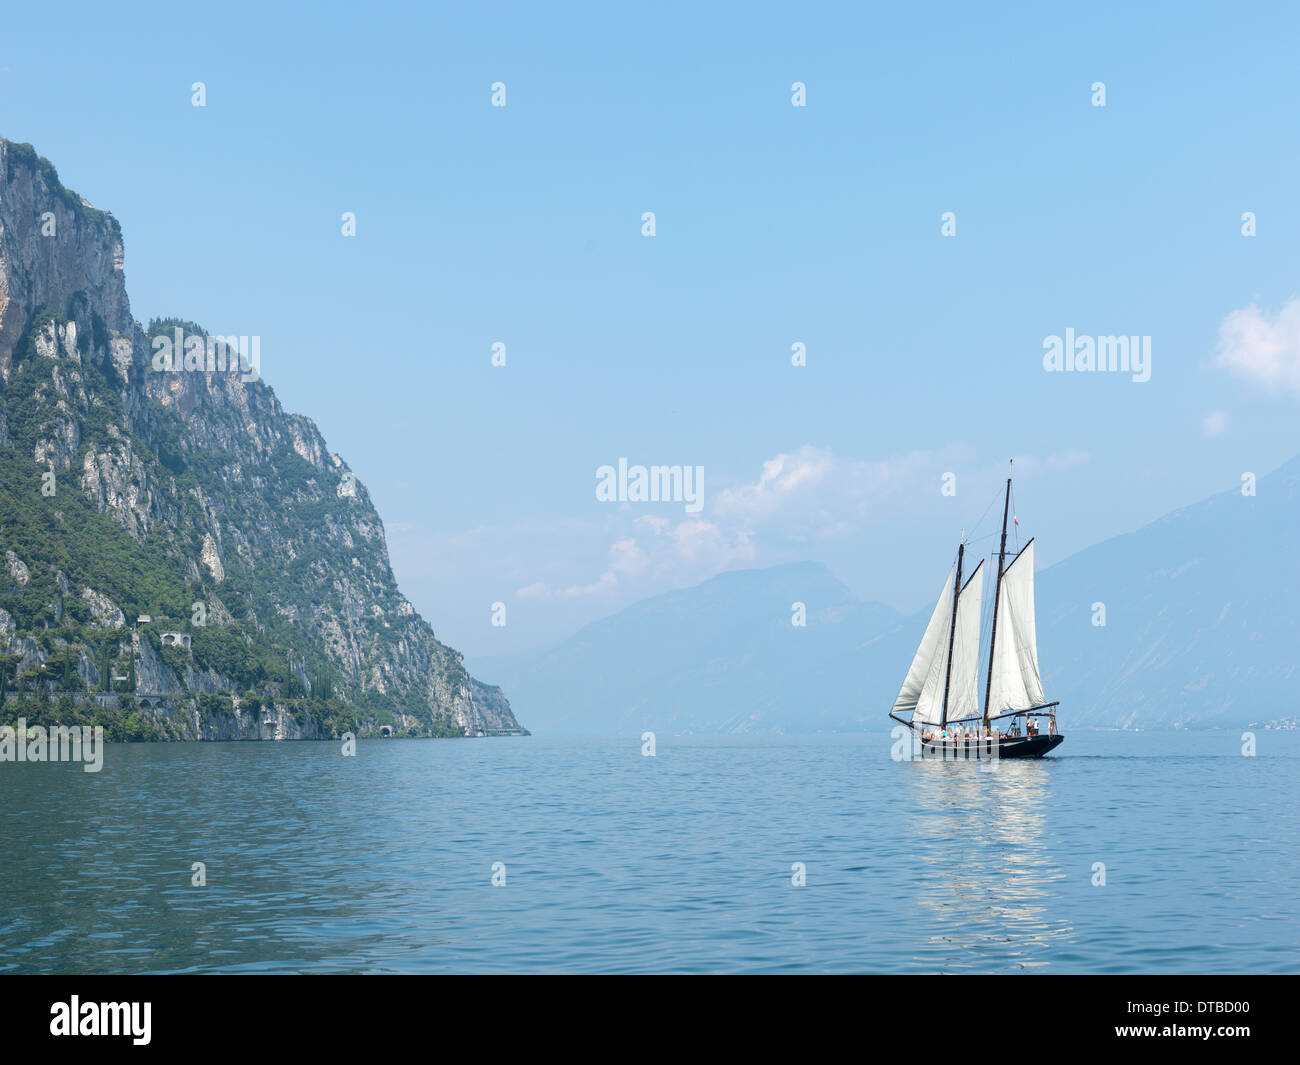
[475, 561, 911, 733]
[481, 462, 1300, 733]
[0, 138, 520, 739]
[1035, 454, 1300, 730]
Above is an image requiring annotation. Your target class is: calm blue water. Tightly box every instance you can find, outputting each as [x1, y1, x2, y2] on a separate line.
[0, 731, 1296, 973]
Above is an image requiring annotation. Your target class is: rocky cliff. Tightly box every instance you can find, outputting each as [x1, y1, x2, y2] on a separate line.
[0, 138, 522, 739]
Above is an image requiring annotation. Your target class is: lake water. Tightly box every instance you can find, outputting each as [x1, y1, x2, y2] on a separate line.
[1, 730, 1296, 973]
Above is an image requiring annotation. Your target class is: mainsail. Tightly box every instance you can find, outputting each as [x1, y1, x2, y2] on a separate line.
[890, 557, 986, 726]
[890, 566, 953, 725]
[946, 561, 984, 721]
[985, 539, 1046, 715]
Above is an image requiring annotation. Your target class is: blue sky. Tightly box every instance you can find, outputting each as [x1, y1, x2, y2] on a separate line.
[3, 1, 1299, 656]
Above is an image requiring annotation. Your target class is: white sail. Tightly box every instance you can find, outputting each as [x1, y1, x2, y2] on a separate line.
[985, 540, 1046, 715]
[916, 607, 952, 725]
[945, 561, 984, 722]
[891, 566, 954, 725]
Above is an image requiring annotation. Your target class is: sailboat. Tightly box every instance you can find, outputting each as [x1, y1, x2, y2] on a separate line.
[888, 463, 1063, 759]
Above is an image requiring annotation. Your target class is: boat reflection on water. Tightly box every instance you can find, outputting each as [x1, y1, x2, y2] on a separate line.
[903, 758, 1075, 972]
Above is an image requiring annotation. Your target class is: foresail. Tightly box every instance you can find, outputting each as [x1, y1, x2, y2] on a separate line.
[945, 561, 983, 722]
[1004, 541, 1046, 706]
[890, 566, 954, 724]
[985, 540, 1046, 715]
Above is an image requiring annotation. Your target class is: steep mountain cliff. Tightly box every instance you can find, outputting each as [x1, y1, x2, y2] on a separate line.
[0, 138, 521, 739]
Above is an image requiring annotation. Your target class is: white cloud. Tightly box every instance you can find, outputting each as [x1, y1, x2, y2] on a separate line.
[1203, 411, 1229, 437]
[1215, 298, 1300, 394]
[713, 445, 940, 534]
[516, 570, 618, 599]
[496, 444, 1088, 615]
[670, 518, 753, 565]
[634, 515, 670, 536]
[713, 446, 835, 521]
[608, 537, 647, 575]
[558, 571, 617, 598]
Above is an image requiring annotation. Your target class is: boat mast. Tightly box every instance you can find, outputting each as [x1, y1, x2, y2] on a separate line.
[982, 463, 1012, 729]
[939, 539, 964, 727]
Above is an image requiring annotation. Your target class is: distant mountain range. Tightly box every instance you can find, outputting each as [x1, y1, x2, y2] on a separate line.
[476, 562, 908, 734]
[474, 457, 1300, 733]
[1035, 454, 1300, 731]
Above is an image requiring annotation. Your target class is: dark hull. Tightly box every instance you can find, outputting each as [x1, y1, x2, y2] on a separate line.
[920, 734, 1063, 760]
